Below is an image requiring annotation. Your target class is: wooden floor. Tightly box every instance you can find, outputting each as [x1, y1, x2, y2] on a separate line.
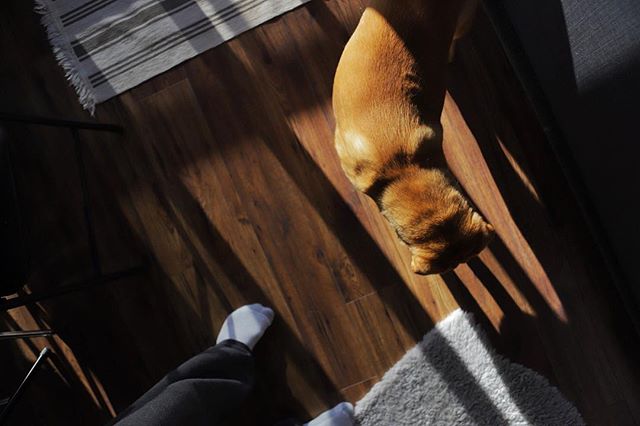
[2, 0, 640, 424]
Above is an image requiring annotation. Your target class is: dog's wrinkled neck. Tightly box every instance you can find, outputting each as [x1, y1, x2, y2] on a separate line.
[367, 164, 421, 206]
[363, 121, 446, 202]
[367, 162, 446, 206]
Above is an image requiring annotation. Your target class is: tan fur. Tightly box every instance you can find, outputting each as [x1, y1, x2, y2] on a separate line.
[332, 0, 492, 275]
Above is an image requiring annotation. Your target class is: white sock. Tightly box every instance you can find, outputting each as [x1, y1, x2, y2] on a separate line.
[305, 402, 355, 426]
[215, 304, 274, 350]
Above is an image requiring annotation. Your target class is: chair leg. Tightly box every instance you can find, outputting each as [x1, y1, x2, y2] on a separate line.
[0, 264, 146, 310]
[0, 330, 54, 341]
[0, 347, 50, 424]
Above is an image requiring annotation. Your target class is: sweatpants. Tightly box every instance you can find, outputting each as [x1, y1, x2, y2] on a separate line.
[112, 340, 254, 426]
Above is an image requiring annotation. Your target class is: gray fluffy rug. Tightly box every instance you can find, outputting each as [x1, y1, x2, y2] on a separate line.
[355, 310, 584, 425]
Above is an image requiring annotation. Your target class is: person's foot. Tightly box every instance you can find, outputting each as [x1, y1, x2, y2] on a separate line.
[305, 402, 355, 426]
[216, 304, 274, 350]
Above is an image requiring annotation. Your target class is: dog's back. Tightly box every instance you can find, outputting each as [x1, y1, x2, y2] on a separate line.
[332, 0, 492, 275]
[332, 0, 469, 192]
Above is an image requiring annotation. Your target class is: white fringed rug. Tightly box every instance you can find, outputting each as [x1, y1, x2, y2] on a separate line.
[35, 0, 308, 112]
[355, 310, 584, 425]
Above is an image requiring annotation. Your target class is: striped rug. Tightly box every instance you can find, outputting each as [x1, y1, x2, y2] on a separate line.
[36, 0, 308, 113]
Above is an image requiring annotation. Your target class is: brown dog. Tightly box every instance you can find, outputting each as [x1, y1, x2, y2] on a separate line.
[332, 0, 492, 275]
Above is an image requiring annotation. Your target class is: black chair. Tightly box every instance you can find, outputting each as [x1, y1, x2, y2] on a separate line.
[0, 112, 146, 424]
[0, 112, 146, 310]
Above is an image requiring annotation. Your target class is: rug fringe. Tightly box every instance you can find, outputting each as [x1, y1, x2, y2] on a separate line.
[34, 0, 96, 114]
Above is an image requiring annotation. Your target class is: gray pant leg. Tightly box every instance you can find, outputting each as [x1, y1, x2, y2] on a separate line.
[112, 340, 254, 426]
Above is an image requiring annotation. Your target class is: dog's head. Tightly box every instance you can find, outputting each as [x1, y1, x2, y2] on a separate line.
[381, 168, 494, 275]
[407, 211, 494, 274]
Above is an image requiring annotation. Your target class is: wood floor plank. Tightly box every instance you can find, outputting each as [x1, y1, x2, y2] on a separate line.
[183, 58, 378, 388]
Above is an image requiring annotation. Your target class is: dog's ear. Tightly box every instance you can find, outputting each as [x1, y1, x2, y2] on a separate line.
[470, 212, 495, 251]
[410, 252, 434, 275]
[410, 124, 443, 166]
